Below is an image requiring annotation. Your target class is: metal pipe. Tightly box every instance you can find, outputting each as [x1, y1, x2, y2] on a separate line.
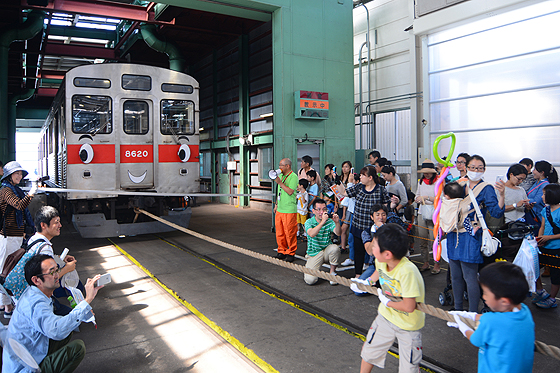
[361, 3, 371, 148]
[0, 10, 45, 162]
[8, 88, 36, 160]
[140, 24, 185, 72]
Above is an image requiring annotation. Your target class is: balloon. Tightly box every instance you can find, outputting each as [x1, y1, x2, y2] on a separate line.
[431, 132, 457, 262]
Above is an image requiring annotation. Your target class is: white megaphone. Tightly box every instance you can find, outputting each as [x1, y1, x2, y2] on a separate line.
[268, 169, 281, 180]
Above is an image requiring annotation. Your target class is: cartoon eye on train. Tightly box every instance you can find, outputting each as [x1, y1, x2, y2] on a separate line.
[38, 63, 200, 238]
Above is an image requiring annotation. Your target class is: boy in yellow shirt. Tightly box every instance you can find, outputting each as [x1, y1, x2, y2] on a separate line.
[361, 223, 425, 373]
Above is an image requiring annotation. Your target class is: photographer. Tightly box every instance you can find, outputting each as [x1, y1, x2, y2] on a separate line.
[303, 199, 341, 285]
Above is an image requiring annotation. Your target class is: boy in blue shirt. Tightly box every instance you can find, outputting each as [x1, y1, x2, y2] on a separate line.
[448, 262, 535, 373]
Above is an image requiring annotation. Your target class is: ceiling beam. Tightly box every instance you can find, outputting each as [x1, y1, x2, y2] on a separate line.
[45, 42, 117, 60]
[48, 25, 117, 41]
[37, 87, 58, 97]
[22, 0, 175, 25]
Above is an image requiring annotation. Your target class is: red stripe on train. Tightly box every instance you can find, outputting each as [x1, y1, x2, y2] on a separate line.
[67, 144, 115, 164]
[158, 144, 199, 162]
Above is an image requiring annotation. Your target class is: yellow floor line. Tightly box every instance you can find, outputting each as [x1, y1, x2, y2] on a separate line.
[156, 237, 437, 372]
[107, 238, 278, 373]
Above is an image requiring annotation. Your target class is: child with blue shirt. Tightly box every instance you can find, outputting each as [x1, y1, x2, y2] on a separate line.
[306, 169, 319, 218]
[448, 262, 535, 373]
[533, 183, 560, 308]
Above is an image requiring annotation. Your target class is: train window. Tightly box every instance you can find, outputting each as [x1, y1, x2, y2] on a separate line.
[72, 95, 112, 134]
[122, 74, 151, 91]
[161, 100, 195, 135]
[123, 101, 149, 135]
[74, 77, 110, 88]
[161, 83, 193, 94]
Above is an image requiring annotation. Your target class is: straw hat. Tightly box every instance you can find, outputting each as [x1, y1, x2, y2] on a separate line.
[417, 159, 437, 174]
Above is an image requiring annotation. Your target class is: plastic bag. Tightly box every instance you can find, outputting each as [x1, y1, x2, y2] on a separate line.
[481, 229, 501, 257]
[60, 269, 80, 289]
[513, 236, 539, 292]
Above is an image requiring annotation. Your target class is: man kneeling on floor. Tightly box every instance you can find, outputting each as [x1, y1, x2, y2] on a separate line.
[3, 254, 103, 373]
[304, 198, 341, 285]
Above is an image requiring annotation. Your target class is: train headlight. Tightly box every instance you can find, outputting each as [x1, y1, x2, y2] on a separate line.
[79, 143, 94, 164]
[178, 144, 191, 163]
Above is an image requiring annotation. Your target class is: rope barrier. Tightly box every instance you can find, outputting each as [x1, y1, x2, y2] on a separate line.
[134, 207, 560, 361]
[31, 187, 273, 198]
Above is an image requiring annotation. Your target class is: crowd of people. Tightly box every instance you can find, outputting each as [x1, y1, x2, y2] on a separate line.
[0, 161, 104, 372]
[272, 151, 558, 372]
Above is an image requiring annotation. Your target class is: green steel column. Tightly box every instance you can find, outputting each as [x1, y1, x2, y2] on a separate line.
[211, 50, 218, 195]
[238, 35, 250, 207]
[0, 10, 45, 163]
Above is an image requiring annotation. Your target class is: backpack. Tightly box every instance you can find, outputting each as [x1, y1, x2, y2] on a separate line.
[3, 239, 48, 299]
[439, 181, 489, 234]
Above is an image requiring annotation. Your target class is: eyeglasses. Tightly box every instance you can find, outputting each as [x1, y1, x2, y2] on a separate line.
[314, 207, 328, 212]
[513, 175, 526, 182]
[467, 166, 485, 172]
[456, 160, 466, 165]
[37, 267, 60, 279]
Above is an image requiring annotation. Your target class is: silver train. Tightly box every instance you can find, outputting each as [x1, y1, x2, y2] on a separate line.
[38, 63, 200, 238]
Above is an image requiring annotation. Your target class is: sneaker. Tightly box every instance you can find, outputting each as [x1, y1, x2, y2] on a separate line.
[4, 311, 12, 319]
[535, 297, 557, 309]
[341, 258, 354, 266]
[532, 289, 550, 304]
[329, 273, 338, 286]
[285, 255, 295, 263]
[274, 253, 286, 259]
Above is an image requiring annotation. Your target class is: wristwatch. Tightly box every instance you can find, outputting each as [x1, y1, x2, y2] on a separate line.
[513, 203, 517, 209]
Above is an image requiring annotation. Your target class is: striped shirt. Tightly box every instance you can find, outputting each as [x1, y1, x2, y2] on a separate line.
[0, 186, 33, 237]
[347, 183, 389, 231]
[305, 216, 336, 257]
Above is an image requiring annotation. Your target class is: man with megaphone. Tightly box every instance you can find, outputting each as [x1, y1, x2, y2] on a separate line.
[272, 158, 299, 262]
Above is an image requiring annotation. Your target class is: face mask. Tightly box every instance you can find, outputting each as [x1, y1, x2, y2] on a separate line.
[467, 171, 484, 181]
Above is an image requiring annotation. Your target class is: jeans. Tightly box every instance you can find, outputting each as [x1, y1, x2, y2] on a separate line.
[449, 259, 480, 312]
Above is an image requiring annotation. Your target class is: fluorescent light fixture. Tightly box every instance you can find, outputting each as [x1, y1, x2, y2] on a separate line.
[260, 112, 273, 118]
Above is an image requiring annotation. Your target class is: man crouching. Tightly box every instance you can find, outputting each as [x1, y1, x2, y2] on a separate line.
[3, 254, 103, 373]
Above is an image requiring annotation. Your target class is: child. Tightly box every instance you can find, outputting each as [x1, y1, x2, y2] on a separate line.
[533, 183, 560, 308]
[448, 262, 535, 373]
[359, 224, 425, 373]
[307, 169, 319, 218]
[340, 173, 358, 265]
[444, 181, 465, 199]
[403, 190, 416, 253]
[350, 204, 387, 294]
[296, 179, 309, 239]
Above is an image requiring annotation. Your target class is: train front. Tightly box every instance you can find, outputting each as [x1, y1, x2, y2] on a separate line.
[41, 64, 200, 238]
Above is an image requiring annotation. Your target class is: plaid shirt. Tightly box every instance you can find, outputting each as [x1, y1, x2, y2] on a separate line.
[346, 183, 390, 231]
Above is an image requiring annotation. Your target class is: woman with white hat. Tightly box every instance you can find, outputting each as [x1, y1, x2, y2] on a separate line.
[414, 160, 440, 274]
[0, 161, 37, 317]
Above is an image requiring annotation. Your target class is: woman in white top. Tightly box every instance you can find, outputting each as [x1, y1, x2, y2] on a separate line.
[498, 164, 530, 258]
[502, 164, 530, 224]
[381, 165, 407, 215]
[414, 160, 440, 274]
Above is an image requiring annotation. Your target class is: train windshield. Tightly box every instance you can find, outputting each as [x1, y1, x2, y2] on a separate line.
[123, 101, 149, 134]
[161, 100, 195, 135]
[72, 95, 112, 134]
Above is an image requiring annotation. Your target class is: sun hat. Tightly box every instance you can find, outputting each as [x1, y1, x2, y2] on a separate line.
[2, 161, 28, 182]
[417, 159, 437, 174]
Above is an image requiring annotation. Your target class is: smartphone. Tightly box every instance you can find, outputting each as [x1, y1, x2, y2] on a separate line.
[96, 273, 111, 287]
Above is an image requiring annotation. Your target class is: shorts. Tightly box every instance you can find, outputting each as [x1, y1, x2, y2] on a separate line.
[539, 248, 560, 285]
[297, 213, 307, 225]
[361, 314, 422, 373]
[342, 212, 353, 225]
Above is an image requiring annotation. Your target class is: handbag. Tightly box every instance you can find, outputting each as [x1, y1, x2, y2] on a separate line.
[419, 197, 434, 221]
[468, 188, 501, 257]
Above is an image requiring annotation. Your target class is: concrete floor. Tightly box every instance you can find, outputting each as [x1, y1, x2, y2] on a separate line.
[3, 202, 559, 372]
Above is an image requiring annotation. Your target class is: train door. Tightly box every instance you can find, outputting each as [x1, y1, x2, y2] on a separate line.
[119, 99, 154, 189]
